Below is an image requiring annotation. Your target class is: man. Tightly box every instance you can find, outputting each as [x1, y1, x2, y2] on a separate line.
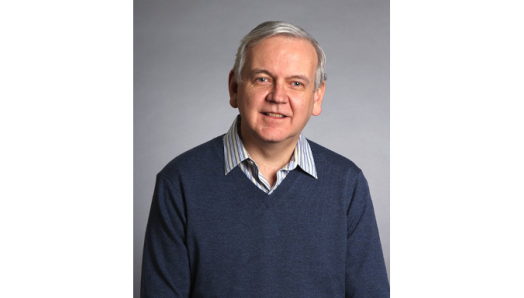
[141, 21, 389, 297]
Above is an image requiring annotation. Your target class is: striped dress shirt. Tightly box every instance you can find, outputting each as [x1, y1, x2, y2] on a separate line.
[223, 115, 318, 195]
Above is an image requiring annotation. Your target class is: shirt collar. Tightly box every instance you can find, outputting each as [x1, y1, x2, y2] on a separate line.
[223, 115, 318, 179]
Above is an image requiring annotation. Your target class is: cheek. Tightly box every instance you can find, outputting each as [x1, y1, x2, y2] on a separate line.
[291, 99, 314, 119]
[244, 92, 266, 107]
[250, 91, 266, 102]
[290, 97, 308, 110]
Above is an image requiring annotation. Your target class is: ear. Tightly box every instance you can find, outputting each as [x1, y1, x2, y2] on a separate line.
[312, 81, 325, 116]
[228, 69, 239, 108]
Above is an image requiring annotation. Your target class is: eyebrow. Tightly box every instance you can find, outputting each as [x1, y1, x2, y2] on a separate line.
[249, 68, 311, 85]
[249, 69, 273, 78]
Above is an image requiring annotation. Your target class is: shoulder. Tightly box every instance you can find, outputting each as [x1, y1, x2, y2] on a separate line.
[307, 139, 362, 178]
[158, 135, 224, 179]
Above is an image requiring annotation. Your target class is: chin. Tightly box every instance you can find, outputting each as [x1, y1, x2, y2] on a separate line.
[257, 133, 295, 144]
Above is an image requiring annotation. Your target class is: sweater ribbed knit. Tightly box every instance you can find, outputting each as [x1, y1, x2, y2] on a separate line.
[141, 136, 390, 298]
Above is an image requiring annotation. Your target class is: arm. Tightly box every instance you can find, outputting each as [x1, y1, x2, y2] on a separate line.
[345, 171, 390, 298]
[141, 174, 191, 298]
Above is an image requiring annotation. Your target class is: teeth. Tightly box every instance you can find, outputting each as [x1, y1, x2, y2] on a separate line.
[266, 113, 285, 118]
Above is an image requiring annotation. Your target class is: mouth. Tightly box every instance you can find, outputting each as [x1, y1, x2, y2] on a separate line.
[264, 112, 287, 118]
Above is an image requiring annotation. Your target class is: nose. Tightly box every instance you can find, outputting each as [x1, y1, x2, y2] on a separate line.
[266, 81, 287, 104]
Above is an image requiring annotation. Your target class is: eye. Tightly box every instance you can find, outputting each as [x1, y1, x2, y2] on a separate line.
[256, 77, 268, 83]
[292, 81, 302, 87]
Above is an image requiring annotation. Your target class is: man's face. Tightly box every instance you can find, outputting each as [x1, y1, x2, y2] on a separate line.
[229, 35, 325, 149]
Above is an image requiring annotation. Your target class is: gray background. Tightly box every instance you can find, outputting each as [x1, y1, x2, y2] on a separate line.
[134, 0, 389, 295]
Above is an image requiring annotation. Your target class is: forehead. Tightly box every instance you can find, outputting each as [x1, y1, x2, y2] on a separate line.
[244, 35, 318, 75]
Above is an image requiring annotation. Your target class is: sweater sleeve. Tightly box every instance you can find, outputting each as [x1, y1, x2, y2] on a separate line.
[345, 171, 390, 298]
[141, 174, 191, 298]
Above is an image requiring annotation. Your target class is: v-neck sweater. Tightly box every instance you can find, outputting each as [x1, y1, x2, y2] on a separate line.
[141, 136, 390, 298]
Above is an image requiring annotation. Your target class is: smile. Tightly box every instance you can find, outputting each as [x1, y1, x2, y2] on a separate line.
[264, 113, 286, 118]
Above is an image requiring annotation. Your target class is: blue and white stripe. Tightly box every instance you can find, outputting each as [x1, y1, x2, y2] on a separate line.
[223, 115, 318, 195]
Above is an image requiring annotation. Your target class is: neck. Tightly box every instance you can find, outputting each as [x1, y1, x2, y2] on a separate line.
[239, 128, 298, 187]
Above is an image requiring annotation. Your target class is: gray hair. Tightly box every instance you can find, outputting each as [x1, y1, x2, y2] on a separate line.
[233, 21, 327, 91]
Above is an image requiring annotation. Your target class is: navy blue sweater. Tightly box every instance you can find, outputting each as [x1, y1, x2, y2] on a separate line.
[141, 136, 389, 297]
